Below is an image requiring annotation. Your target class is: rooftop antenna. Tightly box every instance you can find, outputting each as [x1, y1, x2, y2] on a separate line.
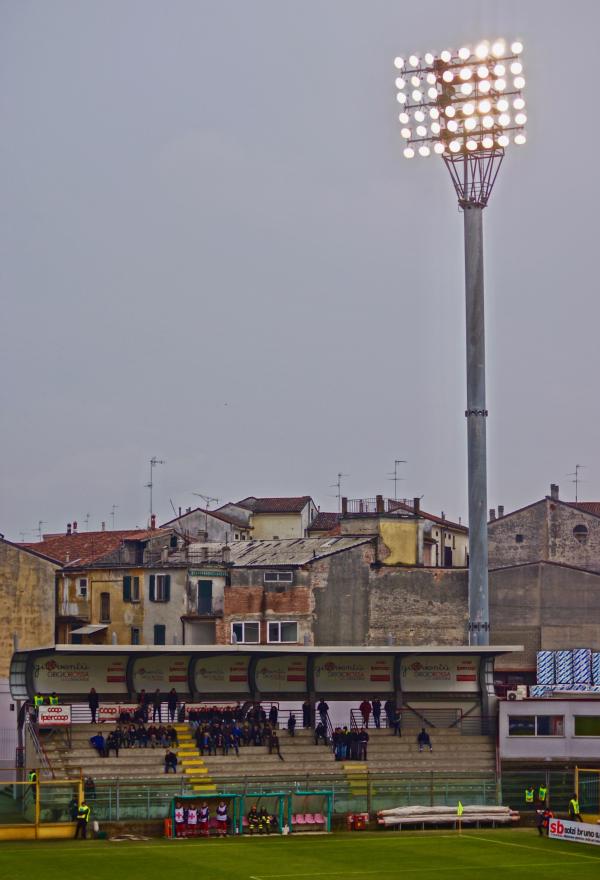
[387, 459, 407, 501]
[192, 493, 219, 509]
[36, 521, 46, 541]
[330, 472, 349, 513]
[84, 512, 91, 531]
[147, 457, 166, 520]
[568, 464, 586, 503]
[110, 504, 118, 529]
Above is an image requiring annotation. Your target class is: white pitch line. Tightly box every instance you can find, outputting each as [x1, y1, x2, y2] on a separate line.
[464, 834, 600, 863]
[253, 862, 593, 878]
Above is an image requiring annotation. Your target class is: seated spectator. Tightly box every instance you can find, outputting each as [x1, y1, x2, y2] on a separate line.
[105, 731, 120, 757]
[164, 749, 178, 773]
[90, 732, 106, 757]
[417, 728, 433, 752]
[166, 725, 178, 746]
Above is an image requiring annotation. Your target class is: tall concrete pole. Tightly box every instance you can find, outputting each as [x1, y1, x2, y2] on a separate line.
[463, 204, 489, 645]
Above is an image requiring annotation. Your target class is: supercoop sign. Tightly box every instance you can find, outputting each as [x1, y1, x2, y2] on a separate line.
[549, 818, 600, 847]
[38, 705, 72, 727]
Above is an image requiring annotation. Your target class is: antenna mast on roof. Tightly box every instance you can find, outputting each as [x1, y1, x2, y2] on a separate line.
[387, 459, 407, 501]
[110, 505, 118, 529]
[192, 493, 219, 509]
[330, 473, 349, 513]
[84, 512, 91, 531]
[568, 464, 586, 503]
[36, 521, 46, 541]
[147, 457, 166, 520]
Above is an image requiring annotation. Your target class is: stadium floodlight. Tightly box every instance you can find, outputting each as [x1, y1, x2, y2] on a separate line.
[393, 38, 527, 646]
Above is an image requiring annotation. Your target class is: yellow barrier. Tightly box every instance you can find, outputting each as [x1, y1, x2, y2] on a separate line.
[0, 775, 83, 841]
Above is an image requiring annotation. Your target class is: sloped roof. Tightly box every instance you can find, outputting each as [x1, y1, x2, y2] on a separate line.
[307, 512, 341, 532]
[19, 529, 169, 567]
[160, 507, 250, 529]
[565, 501, 600, 519]
[187, 536, 371, 567]
[388, 500, 468, 533]
[236, 496, 313, 514]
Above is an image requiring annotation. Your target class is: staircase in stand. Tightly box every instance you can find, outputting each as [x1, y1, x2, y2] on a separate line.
[174, 724, 217, 793]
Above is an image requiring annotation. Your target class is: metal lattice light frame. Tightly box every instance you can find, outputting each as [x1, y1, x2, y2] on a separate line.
[394, 39, 526, 206]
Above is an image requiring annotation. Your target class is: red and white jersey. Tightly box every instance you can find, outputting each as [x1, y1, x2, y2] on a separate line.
[199, 807, 209, 823]
[187, 808, 198, 825]
[174, 807, 185, 824]
[216, 803, 228, 821]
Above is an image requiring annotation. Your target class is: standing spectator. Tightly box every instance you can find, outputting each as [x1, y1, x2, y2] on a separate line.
[302, 699, 312, 728]
[390, 707, 401, 737]
[417, 728, 433, 752]
[152, 689, 162, 722]
[317, 699, 329, 726]
[167, 688, 178, 723]
[287, 713, 296, 737]
[314, 721, 328, 746]
[384, 698, 394, 728]
[268, 705, 278, 727]
[359, 699, 372, 728]
[358, 727, 369, 761]
[269, 729, 284, 761]
[88, 688, 99, 724]
[372, 698, 381, 729]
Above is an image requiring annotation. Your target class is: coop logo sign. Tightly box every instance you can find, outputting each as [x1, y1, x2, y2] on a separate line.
[549, 819, 600, 846]
[38, 705, 72, 727]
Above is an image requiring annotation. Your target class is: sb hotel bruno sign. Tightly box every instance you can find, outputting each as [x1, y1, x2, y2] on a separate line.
[549, 819, 600, 846]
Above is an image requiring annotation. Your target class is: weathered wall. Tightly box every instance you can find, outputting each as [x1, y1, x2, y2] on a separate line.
[312, 543, 375, 645]
[368, 567, 469, 645]
[250, 513, 303, 539]
[547, 502, 600, 572]
[0, 541, 57, 676]
[379, 520, 418, 565]
[488, 501, 548, 569]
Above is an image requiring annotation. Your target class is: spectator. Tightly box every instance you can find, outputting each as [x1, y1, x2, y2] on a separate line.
[390, 707, 401, 737]
[167, 688, 178, 723]
[152, 689, 162, 722]
[417, 728, 433, 752]
[314, 721, 328, 746]
[68, 796, 79, 821]
[269, 729, 284, 761]
[372, 698, 382, 729]
[302, 699, 312, 728]
[268, 705, 278, 727]
[287, 713, 296, 737]
[359, 699, 372, 728]
[358, 727, 369, 761]
[90, 732, 106, 757]
[384, 698, 395, 728]
[105, 731, 119, 757]
[317, 699, 329, 726]
[88, 688, 99, 724]
[164, 749, 178, 773]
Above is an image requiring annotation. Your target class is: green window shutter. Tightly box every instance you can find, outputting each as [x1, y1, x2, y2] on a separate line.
[149, 575, 156, 602]
[133, 576, 140, 599]
[164, 574, 171, 602]
[123, 576, 131, 602]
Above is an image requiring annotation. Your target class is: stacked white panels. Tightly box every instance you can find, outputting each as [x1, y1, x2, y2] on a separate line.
[573, 648, 592, 685]
[529, 685, 553, 697]
[536, 651, 555, 685]
[555, 650, 574, 685]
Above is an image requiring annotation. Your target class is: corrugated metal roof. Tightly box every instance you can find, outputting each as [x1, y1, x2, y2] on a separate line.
[187, 536, 371, 567]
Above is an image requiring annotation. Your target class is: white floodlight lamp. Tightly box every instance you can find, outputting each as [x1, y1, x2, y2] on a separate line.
[394, 38, 526, 190]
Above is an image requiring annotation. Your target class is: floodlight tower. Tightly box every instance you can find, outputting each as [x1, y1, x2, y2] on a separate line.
[393, 39, 526, 645]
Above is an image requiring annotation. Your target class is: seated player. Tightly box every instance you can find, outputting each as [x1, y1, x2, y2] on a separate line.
[247, 804, 259, 835]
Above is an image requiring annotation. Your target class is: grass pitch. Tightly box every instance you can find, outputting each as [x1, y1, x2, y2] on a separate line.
[2, 829, 600, 880]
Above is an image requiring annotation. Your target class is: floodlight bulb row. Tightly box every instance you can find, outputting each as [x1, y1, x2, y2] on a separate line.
[393, 39, 523, 71]
[402, 131, 526, 158]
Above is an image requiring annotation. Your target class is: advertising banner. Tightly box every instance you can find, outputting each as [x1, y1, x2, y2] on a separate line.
[194, 655, 250, 694]
[549, 818, 600, 846]
[32, 654, 128, 694]
[131, 656, 190, 692]
[255, 656, 307, 693]
[401, 655, 479, 692]
[314, 655, 393, 692]
[97, 704, 139, 723]
[38, 705, 72, 727]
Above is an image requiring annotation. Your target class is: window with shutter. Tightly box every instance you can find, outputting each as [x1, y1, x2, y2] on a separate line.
[154, 624, 166, 645]
[132, 576, 140, 601]
[149, 575, 156, 602]
[123, 576, 131, 602]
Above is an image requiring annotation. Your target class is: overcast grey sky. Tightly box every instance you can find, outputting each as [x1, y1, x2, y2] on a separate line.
[2, 0, 599, 539]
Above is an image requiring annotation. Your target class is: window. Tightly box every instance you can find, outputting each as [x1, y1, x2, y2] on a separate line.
[234, 533, 239, 540]
[99, 592, 110, 624]
[197, 580, 213, 614]
[264, 571, 294, 584]
[267, 621, 298, 643]
[149, 574, 171, 602]
[574, 716, 600, 736]
[573, 524, 589, 545]
[508, 715, 565, 736]
[231, 621, 260, 644]
[154, 624, 166, 646]
[131, 627, 140, 645]
[123, 575, 140, 602]
[515, 534, 524, 543]
[76, 578, 88, 598]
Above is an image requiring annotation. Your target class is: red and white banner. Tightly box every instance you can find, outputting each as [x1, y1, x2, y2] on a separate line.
[314, 655, 393, 692]
[400, 655, 480, 693]
[549, 818, 600, 846]
[38, 705, 72, 727]
[97, 704, 139, 722]
[255, 656, 307, 693]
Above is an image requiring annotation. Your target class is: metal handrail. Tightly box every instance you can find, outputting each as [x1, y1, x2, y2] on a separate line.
[24, 716, 55, 779]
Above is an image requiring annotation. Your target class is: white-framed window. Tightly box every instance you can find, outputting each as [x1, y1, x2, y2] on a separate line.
[231, 621, 260, 644]
[149, 574, 171, 602]
[76, 578, 88, 598]
[264, 571, 293, 584]
[508, 715, 564, 736]
[267, 621, 298, 644]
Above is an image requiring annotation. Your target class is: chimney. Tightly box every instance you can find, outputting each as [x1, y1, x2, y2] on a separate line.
[376, 494, 384, 513]
[497, 505, 504, 518]
[489, 509, 496, 521]
[441, 511, 446, 521]
[413, 497, 420, 514]
[186, 507, 191, 514]
[222, 545, 231, 564]
[341, 496, 348, 515]
[202, 546, 209, 561]
[550, 483, 559, 501]
[150, 514, 156, 530]
[101, 521, 106, 531]
[72, 520, 78, 534]
[66, 523, 72, 536]
[65, 551, 70, 563]
[178, 507, 182, 517]
[161, 546, 169, 563]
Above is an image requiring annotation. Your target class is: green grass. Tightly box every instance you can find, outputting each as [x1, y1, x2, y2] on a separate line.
[2, 830, 600, 880]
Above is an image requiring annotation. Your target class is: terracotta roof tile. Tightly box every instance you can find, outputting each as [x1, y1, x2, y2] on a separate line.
[19, 529, 168, 567]
[308, 512, 341, 532]
[236, 496, 313, 514]
[565, 501, 600, 518]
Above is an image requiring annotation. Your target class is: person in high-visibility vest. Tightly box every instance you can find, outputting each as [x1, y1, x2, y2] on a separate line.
[75, 801, 91, 839]
[569, 794, 582, 822]
[33, 695, 44, 707]
[538, 785, 548, 804]
[28, 770, 37, 783]
[525, 786, 535, 804]
[48, 693, 59, 706]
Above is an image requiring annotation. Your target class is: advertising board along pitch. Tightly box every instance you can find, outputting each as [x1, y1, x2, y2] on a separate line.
[549, 818, 600, 846]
